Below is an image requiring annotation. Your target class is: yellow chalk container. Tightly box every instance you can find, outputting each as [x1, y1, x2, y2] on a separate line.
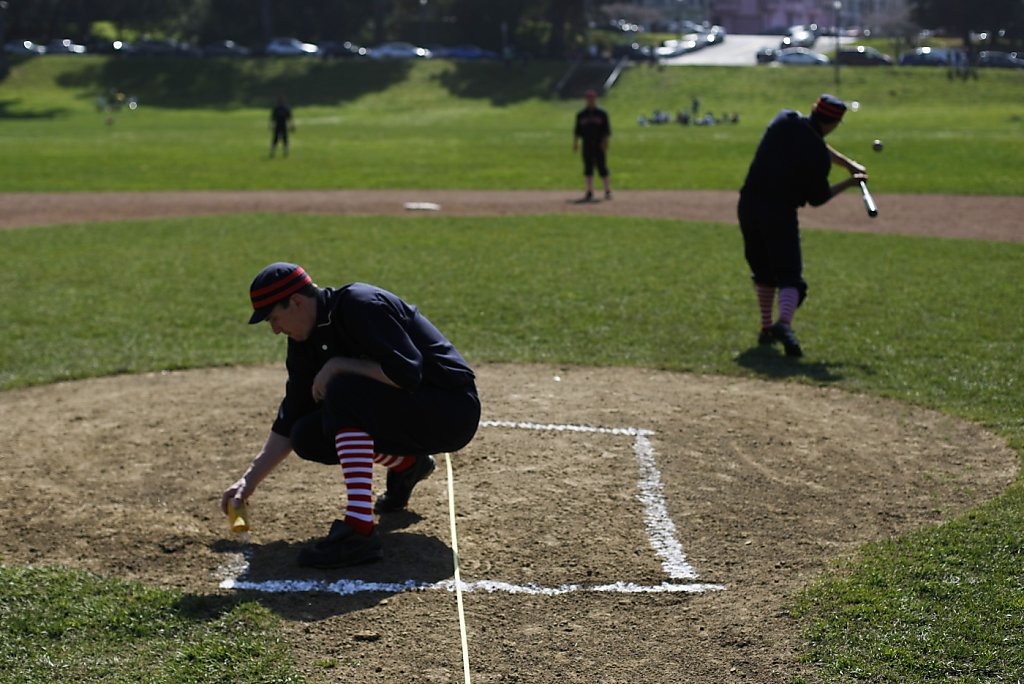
[227, 499, 250, 534]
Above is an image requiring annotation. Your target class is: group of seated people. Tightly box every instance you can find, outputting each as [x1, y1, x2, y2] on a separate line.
[637, 109, 739, 126]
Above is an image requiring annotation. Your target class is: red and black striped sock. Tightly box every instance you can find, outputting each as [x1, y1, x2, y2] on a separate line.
[373, 453, 414, 473]
[755, 283, 775, 330]
[334, 428, 375, 536]
[777, 287, 800, 327]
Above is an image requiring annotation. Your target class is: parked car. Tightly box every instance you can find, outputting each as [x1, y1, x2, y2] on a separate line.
[781, 29, 816, 49]
[433, 44, 498, 60]
[265, 37, 319, 56]
[977, 50, 1024, 68]
[85, 39, 129, 54]
[705, 24, 727, 45]
[130, 38, 199, 56]
[319, 40, 367, 58]
[836, 45, 893, 65]
[3, 39, 46, 55]
[612, 42, 654, 62]
[369, 42, 431, 59]
[775, 47, 830, 65]
[202, 40, 251, 57]
[45, 38, 87, 54]
[755, 46, 777, 64]
[898, 46, 949, 66]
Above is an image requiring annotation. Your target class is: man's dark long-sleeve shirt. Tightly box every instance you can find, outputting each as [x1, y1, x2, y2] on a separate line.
[739, 110, 832, 211]
[272, 283, 475, 437]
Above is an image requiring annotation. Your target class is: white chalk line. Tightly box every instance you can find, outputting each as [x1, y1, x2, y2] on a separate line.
[217, 418, 724, 595]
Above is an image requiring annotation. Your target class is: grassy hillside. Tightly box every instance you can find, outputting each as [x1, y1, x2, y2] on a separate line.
[1, 55, 1021, 193]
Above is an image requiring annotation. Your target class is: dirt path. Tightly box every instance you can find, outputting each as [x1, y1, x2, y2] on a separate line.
[1, 189, 1021, 242]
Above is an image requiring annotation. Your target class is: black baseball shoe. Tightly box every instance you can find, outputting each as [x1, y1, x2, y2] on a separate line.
[768, 322, 803, 357]
[297, 519, 383, 568]
[374, 455, 436, 514]
[757, 328, 774, 346]
[604, 190, 612, 200]
[583, 191, 594, 201]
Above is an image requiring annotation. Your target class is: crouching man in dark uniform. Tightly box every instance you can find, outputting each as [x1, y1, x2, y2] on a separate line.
[737, 94, 868, 357]
[221, 263, 480, 568]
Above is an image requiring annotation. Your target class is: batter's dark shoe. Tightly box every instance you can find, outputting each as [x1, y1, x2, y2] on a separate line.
[583, 191, 594, 202]
[297, 520, 383, 568]
[769, 323, 803, 357]
[757, 328, 774, 346]
[374, 455, 436, 514]
[604, 191, 612, 200]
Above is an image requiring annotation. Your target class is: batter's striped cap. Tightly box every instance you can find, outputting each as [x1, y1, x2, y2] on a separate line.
[812, 93, 847, 122]
[248, 262, 313, 324]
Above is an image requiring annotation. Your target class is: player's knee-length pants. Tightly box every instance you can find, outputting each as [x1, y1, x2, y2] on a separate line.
[582, 144, 609, 177]
[737, 197, 808, 302]
[290, 375, 481, 464]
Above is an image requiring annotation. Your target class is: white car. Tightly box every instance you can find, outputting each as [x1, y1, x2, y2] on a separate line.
[775, 47, 830, 65]
[4, 39, 46, 55]
[45, 38, 87, 54]
[265, 37, 319, 56]
[369, 42, 432, 59]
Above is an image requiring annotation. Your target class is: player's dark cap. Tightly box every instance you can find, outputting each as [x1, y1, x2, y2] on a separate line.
[248, 262, 313, 324]
[812, 94, 847, 122]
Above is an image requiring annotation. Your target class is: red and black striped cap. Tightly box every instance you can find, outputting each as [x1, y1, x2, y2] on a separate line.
[812, 94, 847, 122]
[248, 262, 313, 324]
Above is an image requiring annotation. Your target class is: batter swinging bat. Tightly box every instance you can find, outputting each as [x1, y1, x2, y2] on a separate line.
[859, 180, 878, 218]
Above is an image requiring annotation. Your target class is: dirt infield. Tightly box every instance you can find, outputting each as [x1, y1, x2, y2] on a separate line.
[1, 189, 1022, 242]
[1, 190, 1020, 682]
[0, 365, 1016, 682]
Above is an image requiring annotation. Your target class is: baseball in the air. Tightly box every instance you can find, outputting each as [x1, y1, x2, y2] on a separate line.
[872, 139, 884, 152]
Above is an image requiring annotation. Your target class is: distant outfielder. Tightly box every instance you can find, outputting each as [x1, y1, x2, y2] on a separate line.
[221, 263, 480, 568]
[737, 94, 868, 357]
[573, 89, 612, 201]
[269, 96, 294, 158]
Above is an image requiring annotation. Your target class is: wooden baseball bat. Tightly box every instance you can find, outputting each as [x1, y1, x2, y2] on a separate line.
[859, 180, 878, 218]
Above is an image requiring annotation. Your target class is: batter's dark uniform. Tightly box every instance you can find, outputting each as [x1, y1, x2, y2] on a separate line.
[270, 102, 292, 148]
[737, 109, 833, 303]
[574, 105, 611, 178]
[275, 283, 480, 465]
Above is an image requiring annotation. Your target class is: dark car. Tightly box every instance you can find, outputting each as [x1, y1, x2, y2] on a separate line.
[836, 45, 893, 65]
[977, 50, 1024, 68]
[612, 42, 655, 62]
[755, 46, 777, 63]
[202, 40, 251, 57]
[898, 47, 949, 66]
[131, 38, 199, 56]
[319, 40, 367, 58]
[433, 44, 499, 60]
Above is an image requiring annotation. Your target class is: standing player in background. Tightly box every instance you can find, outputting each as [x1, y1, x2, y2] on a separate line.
[269, 96, 294, 158]
[573, 89, 612, 201]
[737, 94, 868, 357]
[221, 263, 480, 568]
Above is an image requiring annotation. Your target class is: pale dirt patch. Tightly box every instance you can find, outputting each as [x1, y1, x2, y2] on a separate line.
[0, 364, 1015, 683]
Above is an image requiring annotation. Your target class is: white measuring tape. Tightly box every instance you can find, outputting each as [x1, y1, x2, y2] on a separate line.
[445, 453, 472, 684]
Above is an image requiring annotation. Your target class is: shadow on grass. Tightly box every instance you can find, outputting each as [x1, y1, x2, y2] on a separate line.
[55, 57, 415, 109]
[734, 345, 874, 383]
[0, 99, 68, 119]
[433, 60, 565, 105]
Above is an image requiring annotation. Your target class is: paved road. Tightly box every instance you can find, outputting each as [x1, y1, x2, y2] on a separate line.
[659, 33, 853, 66]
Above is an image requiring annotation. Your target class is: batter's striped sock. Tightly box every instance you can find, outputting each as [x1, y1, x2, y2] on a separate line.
[373, 453, 414, 473]
[755, 283, 775, 330]
[777, 287, 800, 327]
[335, 428, 375, 536]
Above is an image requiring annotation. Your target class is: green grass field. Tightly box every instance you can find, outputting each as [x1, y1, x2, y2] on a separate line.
[1, 55, 1022, 193]
[1, 56, 1023, 683]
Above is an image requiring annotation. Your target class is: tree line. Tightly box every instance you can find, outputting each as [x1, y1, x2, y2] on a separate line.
[2, 0, 623, 59]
